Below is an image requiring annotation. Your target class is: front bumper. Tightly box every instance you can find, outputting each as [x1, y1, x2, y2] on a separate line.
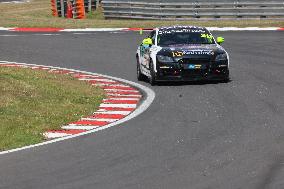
[156, 60, 229, 81]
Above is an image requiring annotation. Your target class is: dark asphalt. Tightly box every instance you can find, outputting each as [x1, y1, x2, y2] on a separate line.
[0, 31, 283, 189]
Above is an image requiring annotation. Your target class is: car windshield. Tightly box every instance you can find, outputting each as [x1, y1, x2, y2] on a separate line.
[157, 32, 215, 46]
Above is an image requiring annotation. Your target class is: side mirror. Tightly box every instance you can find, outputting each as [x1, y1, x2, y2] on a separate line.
[216, 37, 225, 44]
[142, 38, 153, 45]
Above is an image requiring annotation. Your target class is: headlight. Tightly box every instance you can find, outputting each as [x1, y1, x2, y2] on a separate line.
[157, 55, 174, 63]
[215, 53, 227, 61]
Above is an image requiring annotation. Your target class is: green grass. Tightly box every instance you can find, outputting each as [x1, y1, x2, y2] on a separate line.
[0, 67, 105, 151]
[0, 0, 283, 28]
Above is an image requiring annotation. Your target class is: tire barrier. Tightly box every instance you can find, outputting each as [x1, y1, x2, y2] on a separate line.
[74, 0, 86, 19]
[51, 0, 58, 16]
[51, 0, 97, 19]
[102, 0, 284, 20]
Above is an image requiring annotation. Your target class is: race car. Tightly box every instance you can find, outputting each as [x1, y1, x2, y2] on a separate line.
[136, 26, 230, 85]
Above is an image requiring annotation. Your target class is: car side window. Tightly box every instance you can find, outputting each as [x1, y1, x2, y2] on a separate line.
[148, 31, 154, 39]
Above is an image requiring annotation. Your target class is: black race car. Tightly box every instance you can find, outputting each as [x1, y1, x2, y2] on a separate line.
[136, 26, 230, 85]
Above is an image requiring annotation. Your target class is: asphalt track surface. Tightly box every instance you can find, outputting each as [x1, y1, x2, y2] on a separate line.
[0, 31, 283, 189]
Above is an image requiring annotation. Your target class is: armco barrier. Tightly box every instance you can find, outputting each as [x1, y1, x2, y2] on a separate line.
[102, 0, 284, 20]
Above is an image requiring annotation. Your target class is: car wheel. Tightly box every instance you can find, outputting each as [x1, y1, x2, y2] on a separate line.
[136, 56, 144, 81]
[222, 69, 230, 83]
[149, 61, 157, 86]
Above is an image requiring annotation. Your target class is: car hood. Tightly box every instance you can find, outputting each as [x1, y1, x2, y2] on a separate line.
[157, 44, 225, 58]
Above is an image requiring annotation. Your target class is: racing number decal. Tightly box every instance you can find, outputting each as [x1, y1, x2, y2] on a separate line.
[201, 33, 213, 43]
[172, 51, 184, 57]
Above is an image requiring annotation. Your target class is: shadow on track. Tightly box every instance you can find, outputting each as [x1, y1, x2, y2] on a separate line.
[141, 79, 232, 86]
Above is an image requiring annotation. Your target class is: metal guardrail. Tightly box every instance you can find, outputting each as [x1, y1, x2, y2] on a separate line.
[102, 0, 284, 20]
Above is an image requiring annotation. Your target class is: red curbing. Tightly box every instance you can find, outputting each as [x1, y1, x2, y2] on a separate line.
[70, 120, 109, 126]
[0, 63, 142, 139]
[86, 114, 126, 119]
[102, 85, 136, 91]
[123, 28, 153, 31]
[103, 99, 139, 104]
[47, 129, 86, 134]
[96, 107, 136, 111]
[277, 28, 284, 31]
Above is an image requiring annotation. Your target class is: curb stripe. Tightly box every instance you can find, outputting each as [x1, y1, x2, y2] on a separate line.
[89, 78, 117, 82]
[95, 111, 132, 115]
[102, 86, 135, 90]
[46, 129, 86, 134]
[97, 107, 135, 111]
[61, 125, 99, 130]
[81, 118, 119, 122]
[70, 120, 109, 126]
[107, 93, 142, 96]
[86, 114, 126, 119]
[43, 132, 72, 138]
[106, 97, 140, 100]
[99, 104, 137, 108]
[106, 91, 141, 95]
[103, 99, 139, 104]
[90, 81, 120, 85]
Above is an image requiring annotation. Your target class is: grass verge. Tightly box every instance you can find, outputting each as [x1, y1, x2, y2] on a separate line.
[0, 66, 105, 151]
[0, 0, 283, 28]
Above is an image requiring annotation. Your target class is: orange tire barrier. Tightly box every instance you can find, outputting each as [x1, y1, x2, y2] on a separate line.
[74, 0, 86, 19]
[51, 0, 58, 16]
[66, 0, 73, 18]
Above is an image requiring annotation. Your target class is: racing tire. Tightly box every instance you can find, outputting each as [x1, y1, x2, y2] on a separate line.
[136, 56, 144, 81]
[222, 69, 230, 83]
[149, 61, 157, 86]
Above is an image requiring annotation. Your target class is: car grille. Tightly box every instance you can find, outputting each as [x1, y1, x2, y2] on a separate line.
[179, 58, 210, 78]
[179, 58, 210, 65]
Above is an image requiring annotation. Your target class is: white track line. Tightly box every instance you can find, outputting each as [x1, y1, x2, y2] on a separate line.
[61, 125, 99, 130]
[94, 110, 132, 115]
[0, 61, 155, 155]
[99, 103, 137, 108]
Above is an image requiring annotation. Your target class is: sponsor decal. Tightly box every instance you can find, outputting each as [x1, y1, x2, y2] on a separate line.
[188, 64, 195, 69]
[172, 50, 213, 57]
[186, 64, 203, 69]
[158, 29, 206, 35]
